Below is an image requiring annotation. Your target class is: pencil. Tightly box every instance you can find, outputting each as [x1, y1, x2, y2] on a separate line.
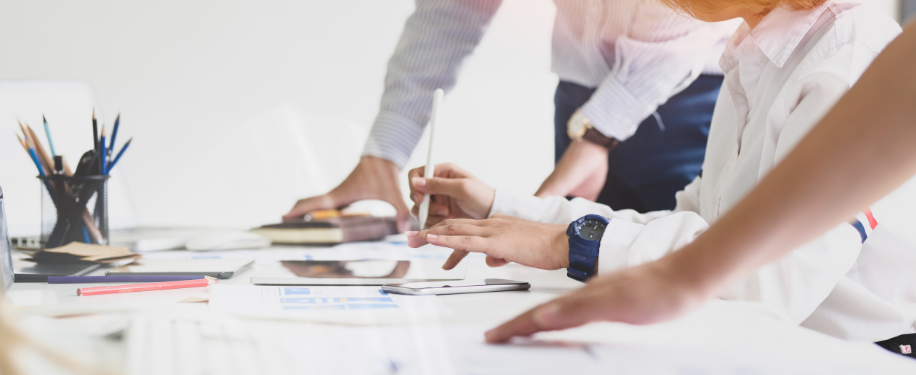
[19, 126, 48, 176]
[25, 123, 55, 173]
[109, 113, 120, 161]
[92, 109, 99, 155]
[99, 125, 107, 175]
[77, 277, 216, 296]
[107, 138, 131, 173]
[42, 114, 57, 157]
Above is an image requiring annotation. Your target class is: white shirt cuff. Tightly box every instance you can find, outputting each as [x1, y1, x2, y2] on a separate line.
[580, 76, 653, 142]
[362, 111, 426, 169]
[487, 189, 546, 221]
[596, 219, 644, 275]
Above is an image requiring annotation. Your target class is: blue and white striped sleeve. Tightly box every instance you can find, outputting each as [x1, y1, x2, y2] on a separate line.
[362, 0, 503, 169]
[580, 3, 733, 141]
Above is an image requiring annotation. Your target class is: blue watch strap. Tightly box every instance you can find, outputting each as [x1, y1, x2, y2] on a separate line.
[567, 215, 608, 282]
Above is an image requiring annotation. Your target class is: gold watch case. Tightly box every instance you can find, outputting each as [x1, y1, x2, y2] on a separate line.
[567, 109, 591, 140]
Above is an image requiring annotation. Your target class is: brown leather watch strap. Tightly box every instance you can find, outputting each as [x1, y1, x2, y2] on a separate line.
[582, 128, 619, 150]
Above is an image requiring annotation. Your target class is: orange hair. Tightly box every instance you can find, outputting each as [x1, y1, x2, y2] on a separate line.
[659, 0, 828, 17]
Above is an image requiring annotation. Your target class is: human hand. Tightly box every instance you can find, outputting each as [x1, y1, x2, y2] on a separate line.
[283, 156, 411, 231]
[407, 214, 568, 271]
[536, 140, 608, 201]
[407, 163, 495, 228]
[483, 253, 711, 343]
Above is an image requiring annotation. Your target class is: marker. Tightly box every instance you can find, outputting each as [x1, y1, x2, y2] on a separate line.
[42, 114, 57, 157]
[49, 275, 207, 284]
[77, 277, 216, 296]
[418, 88, 444, 229]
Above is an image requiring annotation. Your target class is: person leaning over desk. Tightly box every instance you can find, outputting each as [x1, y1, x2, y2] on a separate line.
[406, 0, 916, 358]
[283, 0, 737, 229]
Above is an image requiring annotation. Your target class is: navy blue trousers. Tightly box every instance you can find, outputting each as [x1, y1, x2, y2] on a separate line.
[554, 75, 723, 212]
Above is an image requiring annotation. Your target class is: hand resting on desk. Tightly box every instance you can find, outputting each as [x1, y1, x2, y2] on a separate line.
[484, 253, 707, 343]
[283, 156, 413, 231]
[407, 214, 568, 271]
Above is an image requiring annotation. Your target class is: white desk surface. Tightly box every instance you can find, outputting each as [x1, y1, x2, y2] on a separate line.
[6, 243, 916, 374]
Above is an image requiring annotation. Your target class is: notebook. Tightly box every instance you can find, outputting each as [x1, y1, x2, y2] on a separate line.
[251, 216, 398, 245]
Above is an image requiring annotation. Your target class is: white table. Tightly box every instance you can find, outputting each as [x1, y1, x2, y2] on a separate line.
[6, 244, 916, 374]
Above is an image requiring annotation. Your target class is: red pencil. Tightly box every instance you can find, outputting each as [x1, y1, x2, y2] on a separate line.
[77, 277, 216, 296]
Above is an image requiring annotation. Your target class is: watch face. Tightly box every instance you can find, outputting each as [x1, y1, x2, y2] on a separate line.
[567, 113, 588, 140]
[577, 218, 606, 241]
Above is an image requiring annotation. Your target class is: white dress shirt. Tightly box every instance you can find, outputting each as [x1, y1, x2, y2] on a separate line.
[488, 2, 911, 341]
[362, 0, 737, 168]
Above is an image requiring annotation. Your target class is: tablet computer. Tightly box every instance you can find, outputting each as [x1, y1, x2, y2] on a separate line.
[249, 260, 466, 286]
[107, 259, 253, 279]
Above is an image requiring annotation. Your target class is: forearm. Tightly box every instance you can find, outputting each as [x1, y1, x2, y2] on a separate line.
[673, 21, 916, 298]
[363, 0, 502, 168]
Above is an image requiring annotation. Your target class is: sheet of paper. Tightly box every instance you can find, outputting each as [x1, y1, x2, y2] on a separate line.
[142, 242, 465, 264]
[209, 284, 449, 322]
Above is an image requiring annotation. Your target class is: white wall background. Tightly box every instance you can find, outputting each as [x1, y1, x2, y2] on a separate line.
[0, 0, 557, 235]
[0, 0, 902, 235]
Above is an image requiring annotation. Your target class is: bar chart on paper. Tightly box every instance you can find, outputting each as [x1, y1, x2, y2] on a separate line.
[209, 285, 447, 317]
[275, 287, 398, 310]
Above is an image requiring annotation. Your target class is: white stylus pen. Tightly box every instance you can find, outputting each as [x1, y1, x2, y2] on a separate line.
[418, 88, 444, 229]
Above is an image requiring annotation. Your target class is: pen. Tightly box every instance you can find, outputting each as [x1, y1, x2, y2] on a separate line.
[43, 114, 57, 157]
[107, 138, 131, 174]
[418, 88, 444, 229]
[49, 275, 207, 284]
[77, 277, 216, 296]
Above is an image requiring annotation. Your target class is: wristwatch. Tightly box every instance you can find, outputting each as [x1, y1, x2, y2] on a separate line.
[567, 109, 619, 150]
[567, 214, 609, 282]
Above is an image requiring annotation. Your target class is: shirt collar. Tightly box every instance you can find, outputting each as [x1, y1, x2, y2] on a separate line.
[720, 0, 833, 71]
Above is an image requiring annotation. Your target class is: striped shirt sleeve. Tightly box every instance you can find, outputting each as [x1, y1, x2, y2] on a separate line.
[580, 3, 731, 141]
[362, 0, 503, 169]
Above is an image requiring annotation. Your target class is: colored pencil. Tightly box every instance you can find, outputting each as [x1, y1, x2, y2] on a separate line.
[25, 123, 55, 173]
[50, 275, 207, 284]
[77, 277, 216, 296]
[99, 125, 107, 174]
[107, 138, 131, 173]
[109, 113, 120, 161]
[42, 114, 57, 157]
[92, 109, 99, 155]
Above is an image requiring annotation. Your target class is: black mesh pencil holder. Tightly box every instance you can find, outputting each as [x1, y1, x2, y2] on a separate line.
[39, 175, 109, 249]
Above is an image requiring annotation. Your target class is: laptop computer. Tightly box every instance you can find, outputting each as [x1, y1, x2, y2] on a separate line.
[0, 186, 101, 283]
[1, 187, 14, 292]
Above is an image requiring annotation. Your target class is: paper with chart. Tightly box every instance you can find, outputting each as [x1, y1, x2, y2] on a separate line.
[208, 284, 448, 320]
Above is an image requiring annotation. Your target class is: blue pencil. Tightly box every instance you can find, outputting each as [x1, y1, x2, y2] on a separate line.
[99, 125, 107, 175]
[42, 115, 57, 157]
[109, 113, 120, 159]
[106, 138, 131, 174]
[48, 275, 207, 284]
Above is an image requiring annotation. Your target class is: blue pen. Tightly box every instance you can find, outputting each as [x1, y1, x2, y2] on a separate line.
[107, 138, 131, 174]
[42, 115, 57, 157]
[81, 226, 91, 244]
